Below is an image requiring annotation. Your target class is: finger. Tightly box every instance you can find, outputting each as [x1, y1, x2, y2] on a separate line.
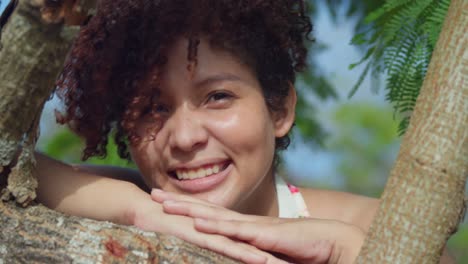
[237, 242, 289, 264]
[151, 189, 212, 206]
[194, 218, 269, 245]
[196, 223, 290, 264]
[205, 236, 287, 264]
[153, 189, 281, 223]
[162, 200, 273, 223]
[162, 200, 251, 222]
[213, 240, 268, 264]
[178, 231, 269, 264]
[194, 218, 334, 261]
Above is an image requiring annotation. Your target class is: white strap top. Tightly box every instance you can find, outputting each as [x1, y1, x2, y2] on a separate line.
[275, 174, 310, 218]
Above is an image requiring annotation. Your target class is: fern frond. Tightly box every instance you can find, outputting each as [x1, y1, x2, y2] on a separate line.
[349, 0, 450, 135]
[386, 40, 426, 133]
[348, 61, 372, 98]
[382, 0, 412, 11]
[382, 0, 432, 44]
[421, 0, 450, 47]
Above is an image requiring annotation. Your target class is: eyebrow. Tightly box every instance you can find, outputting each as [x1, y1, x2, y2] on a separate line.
[194, 73, 245, 88]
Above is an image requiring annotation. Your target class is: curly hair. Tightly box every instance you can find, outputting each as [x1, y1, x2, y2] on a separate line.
[56, 0, 313, 161]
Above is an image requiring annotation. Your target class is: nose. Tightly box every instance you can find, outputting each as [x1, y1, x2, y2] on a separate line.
[167, 107, 208, 152]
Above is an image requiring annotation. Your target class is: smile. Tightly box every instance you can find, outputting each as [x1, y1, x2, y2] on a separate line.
[170, 161, 230, 181]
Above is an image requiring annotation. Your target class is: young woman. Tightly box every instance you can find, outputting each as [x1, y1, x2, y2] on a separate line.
[36, 0, 453, 263]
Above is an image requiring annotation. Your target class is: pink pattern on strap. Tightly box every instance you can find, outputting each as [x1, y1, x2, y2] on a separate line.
[287, 184, 300, 193]
[287, 183, 310, 218]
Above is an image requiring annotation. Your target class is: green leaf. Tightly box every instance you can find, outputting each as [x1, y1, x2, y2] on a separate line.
[348, 61, 372, 98]
[349, 0, 449, 135]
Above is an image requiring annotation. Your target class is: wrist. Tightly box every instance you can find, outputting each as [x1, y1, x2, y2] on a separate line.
[119, 183, 150, 226]
[340, 224, 365, 264]
[328, 222, 365, 264]
[123, 185, 165, 230]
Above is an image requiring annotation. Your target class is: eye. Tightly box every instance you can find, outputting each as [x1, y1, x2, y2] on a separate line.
[207, 91, 233, 102]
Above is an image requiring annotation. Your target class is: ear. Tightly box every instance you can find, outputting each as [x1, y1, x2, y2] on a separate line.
[274, 84, 296, 138]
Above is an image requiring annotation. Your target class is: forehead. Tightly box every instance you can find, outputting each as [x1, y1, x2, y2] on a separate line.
[155, 37, 259, 91]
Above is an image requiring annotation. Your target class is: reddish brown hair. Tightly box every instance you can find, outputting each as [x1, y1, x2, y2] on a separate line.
[56, 0, 313, 160]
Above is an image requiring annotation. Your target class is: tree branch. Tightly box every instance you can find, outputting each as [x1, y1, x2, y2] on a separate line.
[0, 0, 91, 206]
[0, 201, 237, 263]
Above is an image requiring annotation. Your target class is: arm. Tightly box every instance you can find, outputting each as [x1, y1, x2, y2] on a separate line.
[35, 152, 146, 225]
[152, 190, 363, 264]
[75, 163, 150, 192]
[440, 249, 456, 264]
[35, 153, 279, 263]
[154, 189, 457, 264]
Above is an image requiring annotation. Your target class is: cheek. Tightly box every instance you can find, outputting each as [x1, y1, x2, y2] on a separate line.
[209, 106, 276, 157]
[129, 144, 151, 173]
[129, 142, 164, 184]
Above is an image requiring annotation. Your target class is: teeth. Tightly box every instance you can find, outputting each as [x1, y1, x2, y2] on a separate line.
[176, 171, 187, 180]
[197, 169, 206, 178]
[174, 163, 225, 180]
[189, 171, 197, 179]
[213, 165, 219, 174]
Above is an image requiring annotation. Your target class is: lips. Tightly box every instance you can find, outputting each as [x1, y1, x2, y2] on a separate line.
[168, 160, 229, 180]
[171, 161, 229, 180]
[167, 161, 232, 193]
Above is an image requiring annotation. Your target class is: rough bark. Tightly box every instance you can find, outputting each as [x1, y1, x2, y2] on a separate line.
[0, 200, 237, 263]
[0, 1, 236, 263]
[356, 0, 468, 262]
[0, 0, 88, 206]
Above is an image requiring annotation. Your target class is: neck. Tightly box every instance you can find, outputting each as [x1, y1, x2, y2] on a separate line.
[236, 169, 278, 217]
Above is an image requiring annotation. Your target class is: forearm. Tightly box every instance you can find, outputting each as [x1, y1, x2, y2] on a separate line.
[35, 153, 147, 225]
[440, 247, 455, 264]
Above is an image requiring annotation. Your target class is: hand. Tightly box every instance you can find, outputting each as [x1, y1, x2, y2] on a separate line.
[128, 189, 287, 264]
[151, 188, 275, 223]
[152, 189, 365, 264]
[193, 217, 364, 264]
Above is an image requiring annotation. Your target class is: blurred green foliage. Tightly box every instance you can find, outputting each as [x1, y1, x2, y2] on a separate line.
[327, 103, 399, 197]
[449, 225, 468, 262]
[43, 129, 135, 169]
[294, 0, 387, 144]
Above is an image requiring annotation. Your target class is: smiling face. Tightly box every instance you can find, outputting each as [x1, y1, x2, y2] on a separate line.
[129, 37, 295, 216]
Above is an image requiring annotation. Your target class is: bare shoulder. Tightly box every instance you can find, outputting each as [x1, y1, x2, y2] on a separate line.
[298, 187, 380, 232]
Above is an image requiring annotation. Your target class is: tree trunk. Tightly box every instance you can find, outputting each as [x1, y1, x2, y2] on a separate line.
[0, 0, 85, 206]
[0, 1, 236, 263]
[0, 200, 237, 263]
[356, 0, 468, 262]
